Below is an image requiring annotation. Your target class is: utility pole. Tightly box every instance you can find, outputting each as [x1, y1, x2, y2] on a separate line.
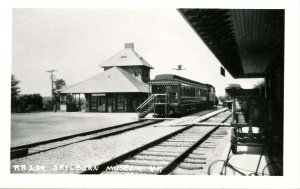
[46, 69, 57, 110]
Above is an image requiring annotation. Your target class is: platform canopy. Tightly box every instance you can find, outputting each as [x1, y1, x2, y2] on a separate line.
[60, 67, 148, 94]
[178, 9, 284, 78]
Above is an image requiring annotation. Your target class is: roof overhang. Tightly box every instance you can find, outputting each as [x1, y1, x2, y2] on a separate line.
[178, 9, 284, 78]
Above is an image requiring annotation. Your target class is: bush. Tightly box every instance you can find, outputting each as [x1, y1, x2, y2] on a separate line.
[16, 94, 43, 112]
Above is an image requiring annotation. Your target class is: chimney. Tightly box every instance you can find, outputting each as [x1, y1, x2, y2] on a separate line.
[124, 43, 134, 50]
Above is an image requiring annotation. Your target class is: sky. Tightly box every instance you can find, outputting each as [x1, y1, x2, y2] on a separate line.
[12, 9, 263, 97]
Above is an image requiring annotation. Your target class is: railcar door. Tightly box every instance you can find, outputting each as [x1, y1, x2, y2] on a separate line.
[166, 85, 179, 103]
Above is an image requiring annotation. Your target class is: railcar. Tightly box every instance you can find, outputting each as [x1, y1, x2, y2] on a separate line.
[147, 74, 216, 117]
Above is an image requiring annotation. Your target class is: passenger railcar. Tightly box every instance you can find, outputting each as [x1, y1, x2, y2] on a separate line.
[148, 74, 215, 116]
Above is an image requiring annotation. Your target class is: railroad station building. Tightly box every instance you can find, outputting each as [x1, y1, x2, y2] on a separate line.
[59, 43, 153, 112]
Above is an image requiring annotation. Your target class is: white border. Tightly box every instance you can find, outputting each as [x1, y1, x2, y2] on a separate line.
[1, 0, 300, 188]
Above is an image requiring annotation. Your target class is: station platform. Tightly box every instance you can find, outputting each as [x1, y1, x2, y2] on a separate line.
[147, 108, 228, 126]
[212, 140, 282, 176]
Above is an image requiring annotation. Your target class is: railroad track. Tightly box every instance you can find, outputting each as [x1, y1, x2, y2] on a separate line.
[82, 111, 232, 175]
[11, 119, 162, 160]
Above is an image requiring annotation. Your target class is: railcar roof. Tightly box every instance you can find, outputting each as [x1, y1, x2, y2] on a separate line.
[150, 74, 214, 88]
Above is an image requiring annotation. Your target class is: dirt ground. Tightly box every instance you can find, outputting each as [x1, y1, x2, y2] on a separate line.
[11, 112, 139, 147]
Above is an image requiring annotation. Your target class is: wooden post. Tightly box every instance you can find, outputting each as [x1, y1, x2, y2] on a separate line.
[153, 95, 156, 115]
[165, 93, 168, 118]
[178, 84, 181, 104]
[78, 93, 81, 111]
[113, 93, 116, 112]
[233, 98, 236, 123]
[125, 94, 127, 112]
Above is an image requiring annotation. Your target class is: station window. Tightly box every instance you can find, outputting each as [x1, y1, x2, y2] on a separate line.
[91, 95, 97, 102]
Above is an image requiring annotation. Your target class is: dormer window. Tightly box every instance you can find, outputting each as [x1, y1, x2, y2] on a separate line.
[121, 56, 127, 59]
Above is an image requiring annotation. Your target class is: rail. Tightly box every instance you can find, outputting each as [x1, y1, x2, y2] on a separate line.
[11, 120, 162, 159]
[81, 124, 195, 174]
[81, 125, 224, 174]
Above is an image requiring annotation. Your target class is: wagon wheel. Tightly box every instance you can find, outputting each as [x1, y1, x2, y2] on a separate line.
[231, 129, 238, 154]
[207, 160, 237, 175]
[231, 144, 238, 154]
[262, 161, 283, 176]
[207, 160, 226, 175]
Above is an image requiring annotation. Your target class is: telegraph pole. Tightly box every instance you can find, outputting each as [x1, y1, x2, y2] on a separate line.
[46, 69, 57, 110]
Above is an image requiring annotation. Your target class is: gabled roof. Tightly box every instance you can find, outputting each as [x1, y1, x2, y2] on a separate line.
[99, 48, 154, 69]
[60, 67, 148, 94]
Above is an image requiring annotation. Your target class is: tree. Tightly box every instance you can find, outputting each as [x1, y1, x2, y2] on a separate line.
[52, 79, 67, 112]
[11, 75, 20, 97]
[11, 75, 20, 111]
[54, 79, 66, 90]
[19, 94, 43, 112]
[53, 78, 66, 100]
[218, 95, 226, 107]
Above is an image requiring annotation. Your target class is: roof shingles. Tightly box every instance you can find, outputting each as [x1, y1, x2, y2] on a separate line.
[60, 67, 148, 94]
[99, 48, 154, 69]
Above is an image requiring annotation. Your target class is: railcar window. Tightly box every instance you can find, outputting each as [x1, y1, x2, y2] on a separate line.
[166, 85, 178, 93]
[183, 86, 187, 96]
[200, 89, 204, 97]
[191, 87, 195, 97]
[185, 86, 187, 96]
[152, 85, 166, 94]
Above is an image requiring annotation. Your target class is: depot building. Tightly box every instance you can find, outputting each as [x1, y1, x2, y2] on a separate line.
[59, 43, 153, 112]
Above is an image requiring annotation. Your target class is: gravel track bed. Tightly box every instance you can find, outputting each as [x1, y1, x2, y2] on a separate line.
[171, 127, 232, 175]
[123, 159, 168, 167]
[11, 124, 181, 174]
[102, 126, 216, 174]
[28, 120, 155, 154]
[155, 108, 224, 127]
[203, 111, 232, 123]
[132, 155, 174, 161]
